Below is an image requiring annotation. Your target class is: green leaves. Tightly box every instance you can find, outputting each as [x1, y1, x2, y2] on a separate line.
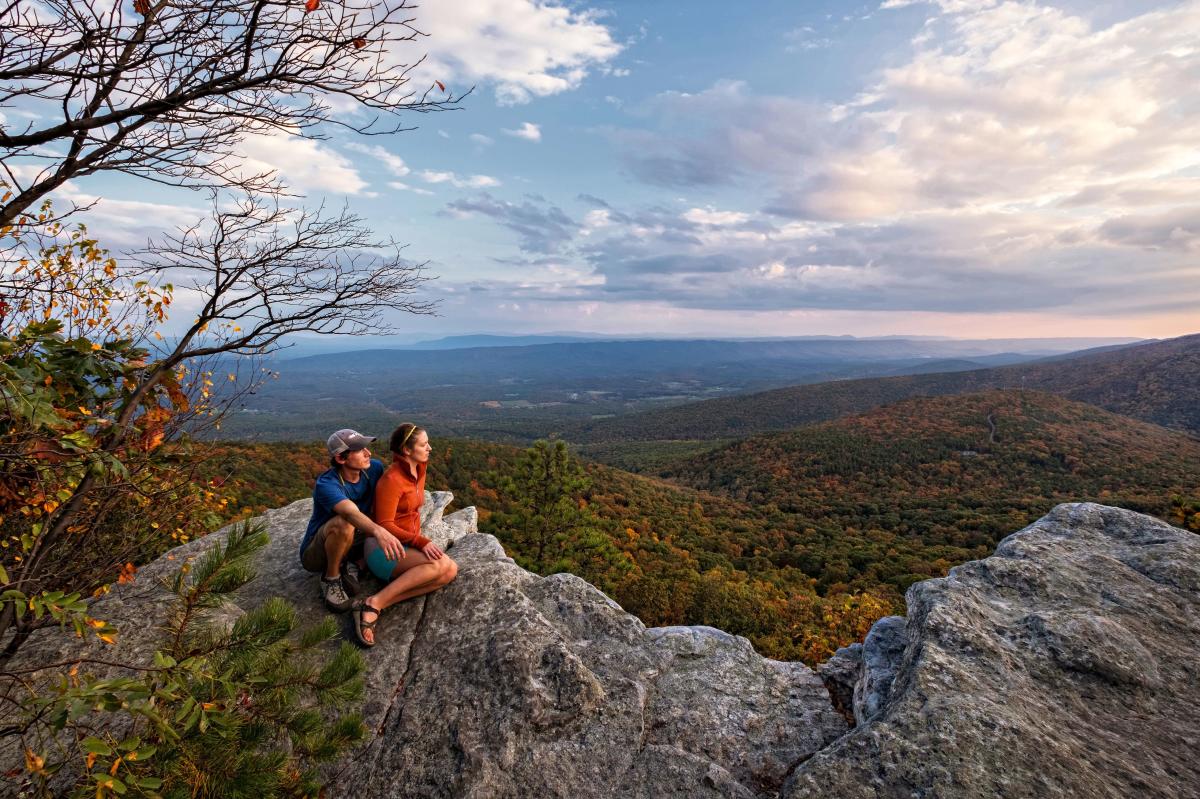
[59, 430, 96, 451]
[81, 737, 113, 756]
[16, 521, 366, 798]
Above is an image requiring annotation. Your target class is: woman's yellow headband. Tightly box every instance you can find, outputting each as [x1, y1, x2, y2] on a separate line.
[399, 424, 417, 448]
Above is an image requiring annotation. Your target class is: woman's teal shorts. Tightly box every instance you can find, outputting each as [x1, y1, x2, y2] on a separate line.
[365, 543, 404, 580]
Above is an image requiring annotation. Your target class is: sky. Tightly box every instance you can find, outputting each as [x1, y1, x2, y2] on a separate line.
[18, 0, 1200, 341]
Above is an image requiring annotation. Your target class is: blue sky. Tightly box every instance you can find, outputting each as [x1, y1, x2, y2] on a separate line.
[18, 0, 1200, 341]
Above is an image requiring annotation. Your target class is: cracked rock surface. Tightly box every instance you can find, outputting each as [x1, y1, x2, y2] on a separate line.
[784, 503, 1200, 799]
[3, 496, 846, 799]
[7, 500, 1197, 798]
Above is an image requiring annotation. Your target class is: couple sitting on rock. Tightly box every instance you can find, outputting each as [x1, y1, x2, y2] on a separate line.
[298, 423, 458, 647]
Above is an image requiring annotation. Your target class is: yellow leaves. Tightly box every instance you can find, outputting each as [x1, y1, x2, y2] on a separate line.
[116, 562, 137, 584]
[97, 632, 117, 645]
[24, 748, 46, 775]
[42, 500, 59, 514]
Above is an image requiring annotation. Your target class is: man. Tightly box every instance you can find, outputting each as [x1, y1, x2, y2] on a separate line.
[300, 428, 406, 612]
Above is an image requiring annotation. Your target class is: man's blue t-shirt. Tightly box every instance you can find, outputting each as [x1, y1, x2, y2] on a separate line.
[300, 459, 385, 562]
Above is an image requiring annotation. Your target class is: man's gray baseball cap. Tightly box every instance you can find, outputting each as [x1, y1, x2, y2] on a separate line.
[327, 428, 377, 457]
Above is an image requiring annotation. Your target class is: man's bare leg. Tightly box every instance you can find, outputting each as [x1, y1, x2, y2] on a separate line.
[322, 518, 355, 581]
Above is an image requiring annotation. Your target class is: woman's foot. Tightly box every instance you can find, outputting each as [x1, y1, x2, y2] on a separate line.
[353, 599, 381, 647]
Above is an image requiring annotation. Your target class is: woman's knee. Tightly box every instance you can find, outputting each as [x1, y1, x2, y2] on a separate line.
[440, 557, 458, 583]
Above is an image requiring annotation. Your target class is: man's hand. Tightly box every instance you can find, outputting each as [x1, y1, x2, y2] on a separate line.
[373, 526, 406, 562]
[421, 541, 445, 561]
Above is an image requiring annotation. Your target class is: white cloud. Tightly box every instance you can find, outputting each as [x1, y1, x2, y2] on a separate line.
[469, 133, 495, 147]
[422, 2, 1200, 328]
[681, 207, 751, 226]
[411, 1, 621, 105]
[238, 130, 366, 195]
[419, 170, 501, 189]
[596, 1, 1200, 318]
[388, 181, 434, 196]
[784, 26, 834, 52]
[835, 1, 1200, 219]
[502, 122, 542, 142]
[51, 185, 205, 248]
[345, 143, 410, 177]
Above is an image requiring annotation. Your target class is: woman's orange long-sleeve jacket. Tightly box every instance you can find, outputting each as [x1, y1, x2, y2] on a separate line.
[372, 457, 431, 549]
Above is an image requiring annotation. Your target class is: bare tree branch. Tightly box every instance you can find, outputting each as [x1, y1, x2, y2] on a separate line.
[0, 0, 462, 226]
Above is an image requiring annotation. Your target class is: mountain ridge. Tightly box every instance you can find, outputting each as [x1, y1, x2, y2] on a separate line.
[566, 332, 1200, 445]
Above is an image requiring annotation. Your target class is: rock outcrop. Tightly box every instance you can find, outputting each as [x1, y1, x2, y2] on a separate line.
[1, 494, 847, 799]
[3, 500, 1199, 798]
[785, 502, 1200, 799]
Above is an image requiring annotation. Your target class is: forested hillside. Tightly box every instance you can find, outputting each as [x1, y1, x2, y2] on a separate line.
[566, 333, 1200, 448]
[202, 390, 1199, 665]
[660, 389, 1199, 593]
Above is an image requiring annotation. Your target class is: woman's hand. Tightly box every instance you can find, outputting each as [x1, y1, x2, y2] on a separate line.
[421, 541, 445, 560]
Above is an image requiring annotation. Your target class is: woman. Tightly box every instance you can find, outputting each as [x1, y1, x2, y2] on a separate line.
[354, 423, 458, 647]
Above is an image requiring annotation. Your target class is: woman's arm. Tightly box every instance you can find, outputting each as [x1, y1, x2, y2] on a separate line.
[374, 473, 432, 547]
[372, 474, 406, 536]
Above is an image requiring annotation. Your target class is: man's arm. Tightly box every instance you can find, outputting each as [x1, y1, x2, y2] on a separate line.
[331, 499, 406, 561]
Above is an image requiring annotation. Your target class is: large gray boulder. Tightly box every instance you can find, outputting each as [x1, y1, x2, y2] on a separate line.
[4, 500, 1198, 798]
[1, 494, 847, 799]
[784, 502, 1200, 799]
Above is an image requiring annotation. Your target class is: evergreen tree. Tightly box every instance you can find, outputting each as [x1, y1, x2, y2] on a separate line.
[490, 440, 633, 592]
[10, 520, 366, 798]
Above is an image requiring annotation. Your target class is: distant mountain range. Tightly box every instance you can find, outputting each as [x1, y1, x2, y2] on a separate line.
[221, 336, 1151, 442]
[564, 333, 1200, 445]
[276, 333, 1140, 358]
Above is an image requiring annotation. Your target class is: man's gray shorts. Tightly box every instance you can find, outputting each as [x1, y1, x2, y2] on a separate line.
[301, 517, 365, 573]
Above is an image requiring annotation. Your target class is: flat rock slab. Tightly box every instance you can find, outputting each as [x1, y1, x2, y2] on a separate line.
[783, 502, 1200, 799]
[8, 499, 1196, 798]
[2, 495, 846, 799]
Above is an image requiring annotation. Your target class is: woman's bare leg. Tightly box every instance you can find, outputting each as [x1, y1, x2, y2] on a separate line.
[359, 546, 457, 644]
[375, 555, 456, 607]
